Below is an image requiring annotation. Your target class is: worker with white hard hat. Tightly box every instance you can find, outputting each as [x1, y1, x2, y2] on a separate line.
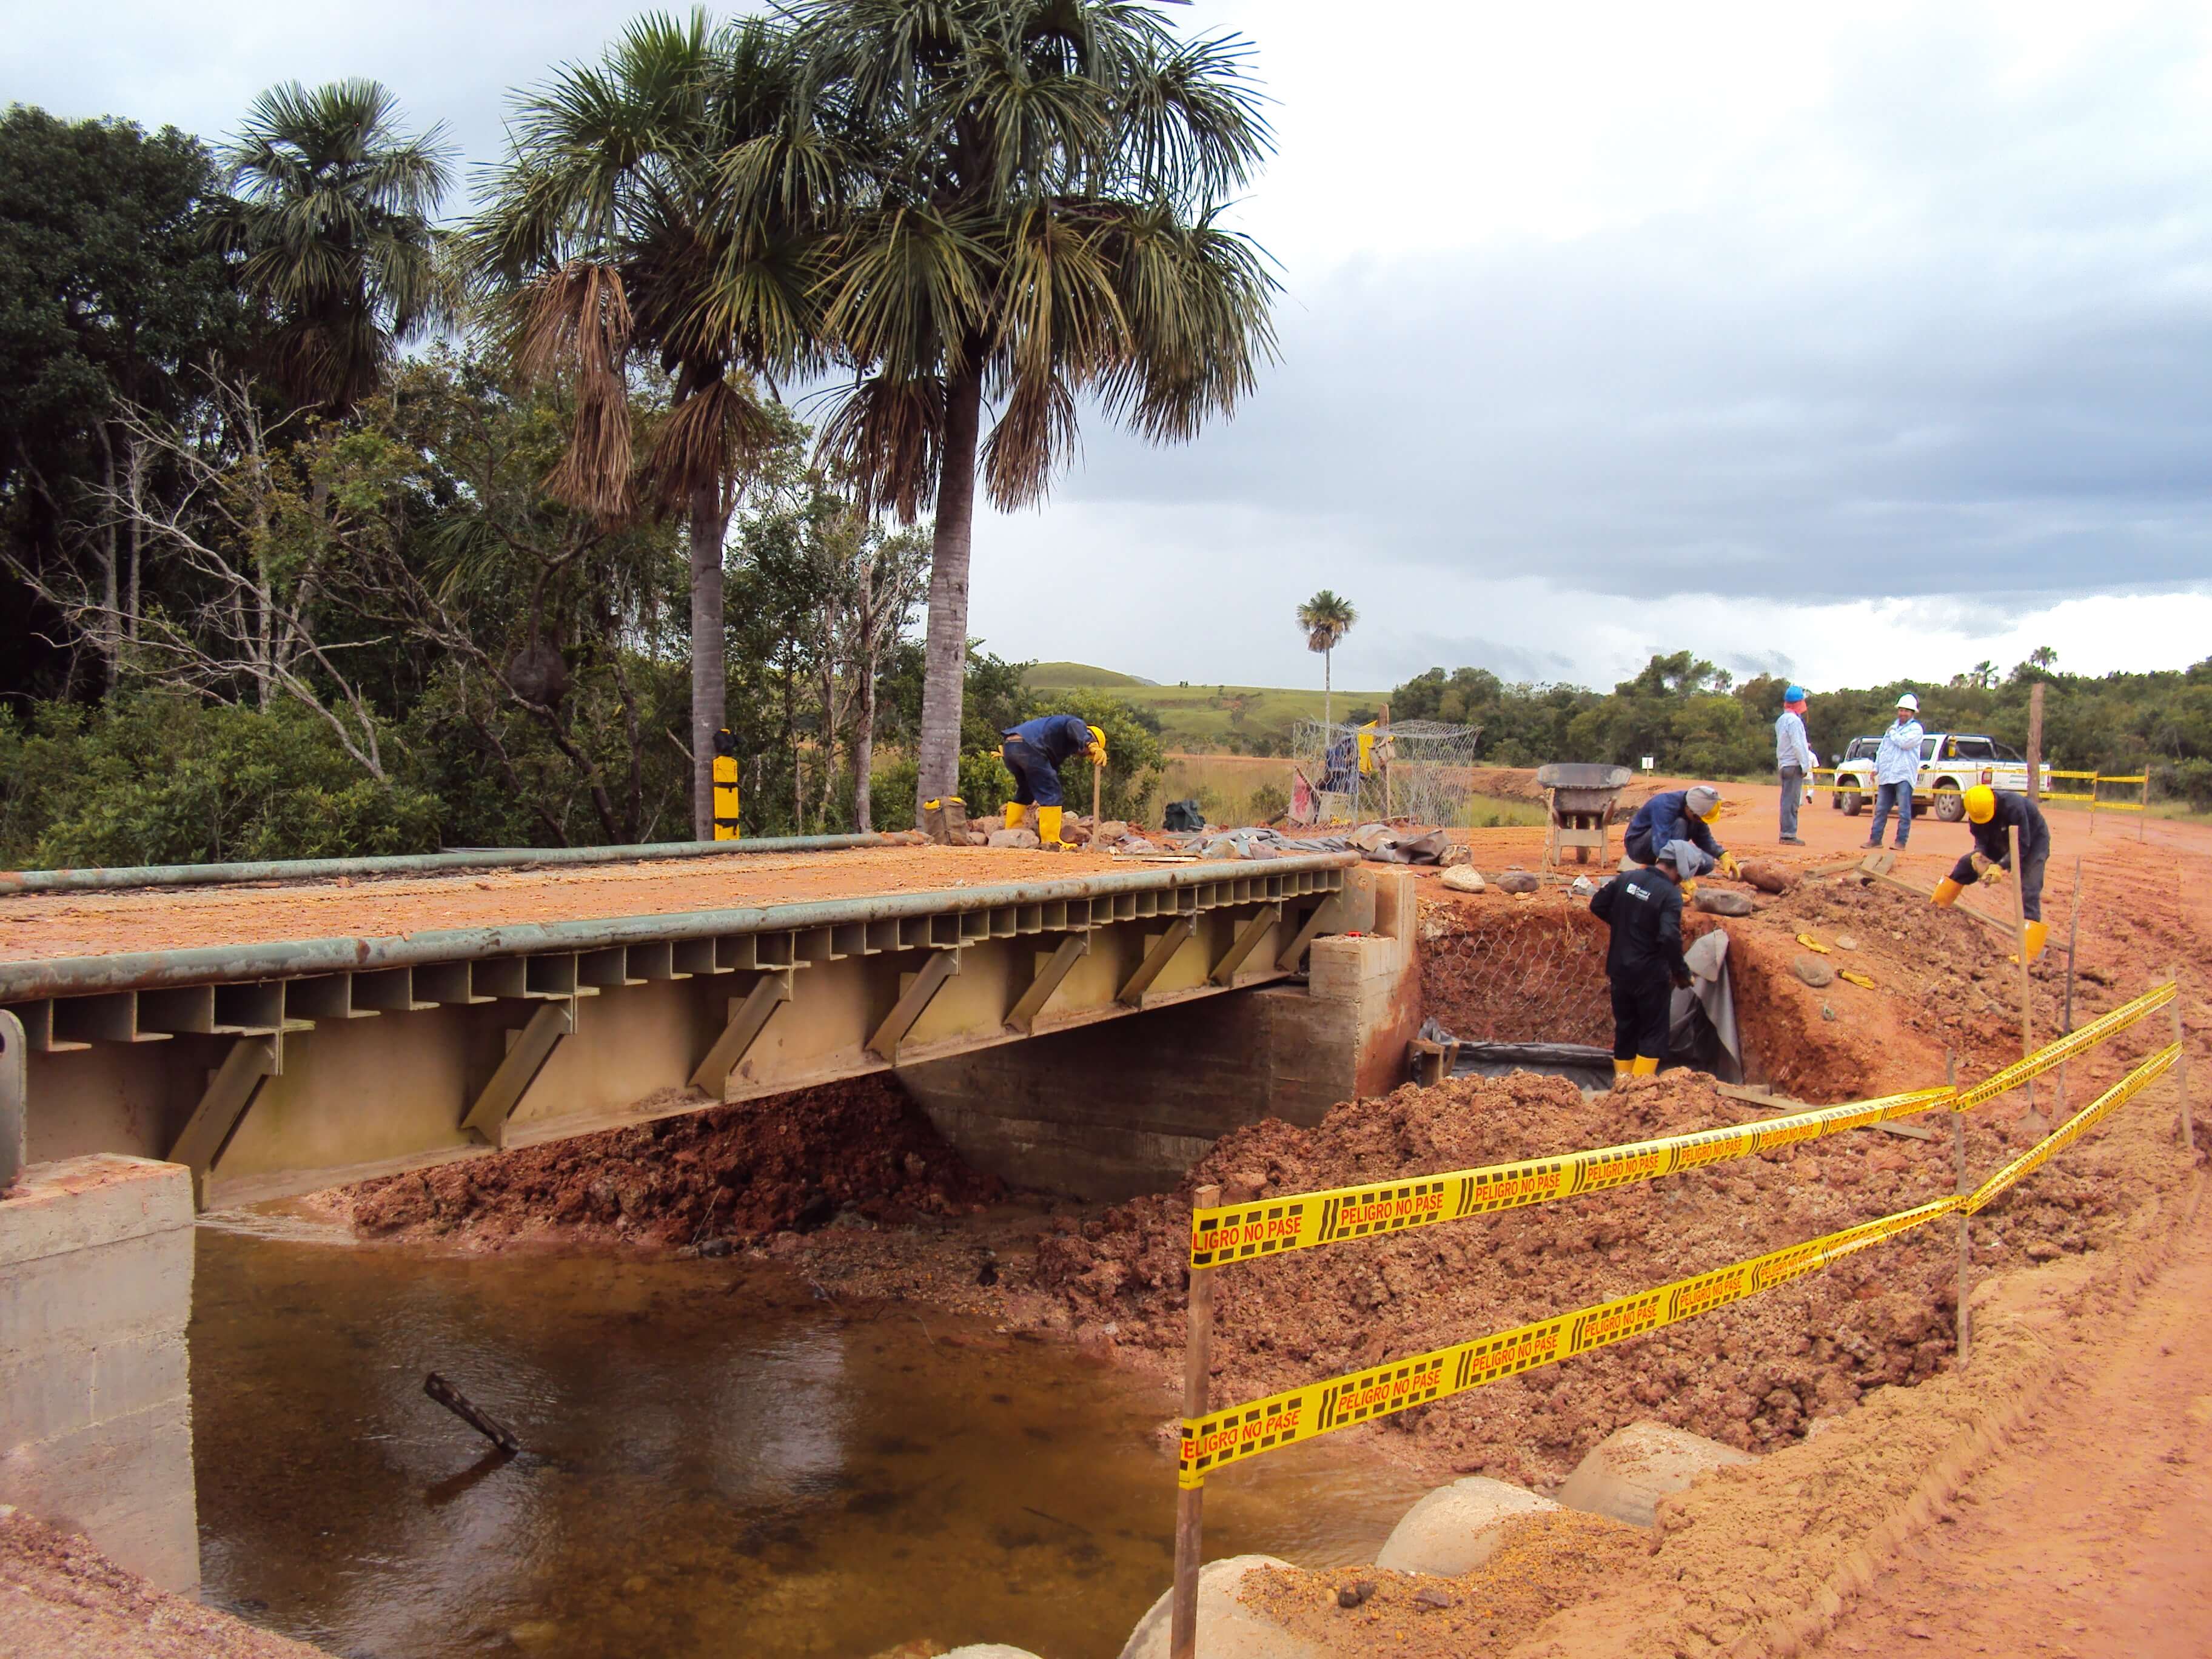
[1865, 692, 1924, 851]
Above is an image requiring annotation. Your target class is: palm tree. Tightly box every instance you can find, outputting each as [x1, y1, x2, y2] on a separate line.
[716, 0, 1279, 813]
[1298, 589, 1356, 729]
[469, 14, 797, 839]
[219, 79, 454, 415]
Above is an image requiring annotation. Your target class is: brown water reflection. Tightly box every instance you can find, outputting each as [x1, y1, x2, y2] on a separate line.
[191, 1213, 1430, 1659]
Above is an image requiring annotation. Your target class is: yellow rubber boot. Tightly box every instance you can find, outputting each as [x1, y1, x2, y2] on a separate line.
[1612, 1059, 1633, 1086]
[1037, 805, 1065, 848]
[1932, 877, 1963, 908]
[1004, 800, 1026, 831]
[2013, 920, 2048, 964]
[1632, 1055, 1660, 1077]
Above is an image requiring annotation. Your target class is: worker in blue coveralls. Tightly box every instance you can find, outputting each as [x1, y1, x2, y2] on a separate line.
[1622, 784, 1741, 880]
[1000, 714, 1108, 850]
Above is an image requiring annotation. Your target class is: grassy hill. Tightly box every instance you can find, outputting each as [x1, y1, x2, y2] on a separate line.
[1021, 663, 1387, 752]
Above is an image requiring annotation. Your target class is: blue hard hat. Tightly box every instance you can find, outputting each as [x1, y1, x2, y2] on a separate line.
[1784, 685, 1808, 702]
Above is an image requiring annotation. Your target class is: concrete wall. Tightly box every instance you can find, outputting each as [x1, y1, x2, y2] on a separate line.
[899, 869, 1423, 1199]
[0, 1155, 198, 1594]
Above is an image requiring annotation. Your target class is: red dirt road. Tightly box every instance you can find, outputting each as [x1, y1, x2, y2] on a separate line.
[1814, 1198, 2212, 1658]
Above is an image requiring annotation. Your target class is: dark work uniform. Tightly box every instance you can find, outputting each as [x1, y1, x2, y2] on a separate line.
[1949, 793, 2051, 922]
[1622, 789, 1726, 868]
[1590, 865, 1691, 1063]
[1000, 714, 1093, 808]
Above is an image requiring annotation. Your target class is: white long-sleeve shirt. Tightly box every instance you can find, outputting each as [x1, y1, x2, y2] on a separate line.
[1874, 719, 1925, 786]
[1774, 710, 1814, 773]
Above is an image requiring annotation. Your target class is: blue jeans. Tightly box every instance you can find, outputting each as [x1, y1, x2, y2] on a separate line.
[1778, 767, 1804, 839]
[1000, 739, 1064, 807]
[1869, 782, 1912, 846]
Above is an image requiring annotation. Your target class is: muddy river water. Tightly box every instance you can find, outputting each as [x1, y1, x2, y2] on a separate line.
[190, 1213, 1432, 1659]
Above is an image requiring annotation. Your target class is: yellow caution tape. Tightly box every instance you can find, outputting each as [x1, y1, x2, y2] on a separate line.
[1187, 1087, 1956, 1269]
[1178, 1198, 1962, 1487]
[1965, 1045, 2180, 1216]
[1838, 970, 1875, 989]
[1796, 933, 1832, 954]
[1952, 982, 2176, 1111]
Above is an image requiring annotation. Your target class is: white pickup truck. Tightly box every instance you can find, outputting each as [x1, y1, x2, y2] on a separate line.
[1829, 732, 2053, 822]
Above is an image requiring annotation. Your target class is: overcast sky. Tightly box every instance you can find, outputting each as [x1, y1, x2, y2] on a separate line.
[14, 1, 2212, 694]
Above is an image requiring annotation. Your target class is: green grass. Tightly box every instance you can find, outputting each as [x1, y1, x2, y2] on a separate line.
[1024, 664, 1387, 752]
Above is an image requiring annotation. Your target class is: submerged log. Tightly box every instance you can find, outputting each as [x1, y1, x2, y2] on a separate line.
[424, 1372, 521, 1455]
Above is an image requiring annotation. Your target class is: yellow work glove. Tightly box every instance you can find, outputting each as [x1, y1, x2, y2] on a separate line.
[1678, 877, 1698, 902]
[1979, 864, 2006, 885]
[1087, 741, 1107, 766]
[1717, 851, 1740, 879]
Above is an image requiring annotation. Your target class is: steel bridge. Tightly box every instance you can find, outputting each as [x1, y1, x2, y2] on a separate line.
[0, 843, 1359, 1208]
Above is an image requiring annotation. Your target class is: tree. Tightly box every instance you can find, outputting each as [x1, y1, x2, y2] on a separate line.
[1296, 589, 1356, 728]
[470, 14, 789, 839]
[723, 0, 1279, 814]
[216, 79, 454, 415]
[0, 108, 244, 697]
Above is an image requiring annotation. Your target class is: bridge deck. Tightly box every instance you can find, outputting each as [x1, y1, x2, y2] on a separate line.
[0, 845, 1121, 966]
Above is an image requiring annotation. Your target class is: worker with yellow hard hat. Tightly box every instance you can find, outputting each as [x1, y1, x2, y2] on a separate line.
[998, 714, 1108, 850]
[1932, 784, 2052, 961]
[1621, 784, 1740, 880]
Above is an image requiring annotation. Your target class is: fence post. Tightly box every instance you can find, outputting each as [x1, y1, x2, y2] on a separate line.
[1170, 1181, 1221, 1659]
[2171, 965, 2193, 1155]
[2057, 856, 2081, 1114]
[2140, 771, 2149, 843]
[2089, 774, 2097, 837]
[2025, 683, 2043, 806]
[2008, 825, 2038, 1131]
[1949, 1050, 1969, 1368]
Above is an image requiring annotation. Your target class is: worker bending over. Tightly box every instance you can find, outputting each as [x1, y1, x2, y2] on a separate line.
[1590, 840, 1709, 1081]
[999, 714, 1107, 850]
[1933, 785, 2052, 962]
[1623, 784, 1740, 879]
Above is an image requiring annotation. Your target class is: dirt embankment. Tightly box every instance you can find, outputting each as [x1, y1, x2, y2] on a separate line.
[343, 1076, 1004, 1250]
[1024, 1062, 2192, 1487]
[0, 1509, 326, 1659]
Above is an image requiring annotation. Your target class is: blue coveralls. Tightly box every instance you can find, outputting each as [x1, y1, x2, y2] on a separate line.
[1000, 715, 1094, 807]
[1949, 793, 2051, 922]
[1622, 789, 1726, 868]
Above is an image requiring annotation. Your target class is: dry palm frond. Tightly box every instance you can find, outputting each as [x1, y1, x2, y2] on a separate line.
[814, 374, 947, 523]
[514, 262, 636, 521]
[980, 367, 1080, 511]
[641, 373, 777, 512]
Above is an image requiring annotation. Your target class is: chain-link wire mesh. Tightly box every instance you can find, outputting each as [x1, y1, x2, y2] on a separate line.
[1421, 901, 1614, 1046]
[1293, 719, 1485, 826]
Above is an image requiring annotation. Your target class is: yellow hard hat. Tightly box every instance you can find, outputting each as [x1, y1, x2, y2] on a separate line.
[1088, 725, 1105, 746]
[1964, 784, 1996, 823]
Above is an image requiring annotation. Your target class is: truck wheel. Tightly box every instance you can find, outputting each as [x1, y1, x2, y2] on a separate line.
[1842, 789, 1863, 816]
[1932, 786, 1966, 822]
[1829, 791, 1842, 811]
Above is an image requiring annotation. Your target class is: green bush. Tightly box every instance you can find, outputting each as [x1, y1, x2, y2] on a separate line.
[1248, 782, 1289, 822]
[0, 694, 440, 867]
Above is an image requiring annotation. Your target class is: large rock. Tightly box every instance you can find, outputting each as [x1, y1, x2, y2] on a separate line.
[987, 828, 1042, 850]
[1555, 1422, 1756, 1527]
[1374, 1476, 1560, 1575]
[1118, 1555, 1327, 1659]
[1694, 888, 1756, 917]
[1439, 865, 1487, 894]
[1792, 954, 1836, 987]
[1735, 859, 1795, 894]
[1493, 870, 1541, 894]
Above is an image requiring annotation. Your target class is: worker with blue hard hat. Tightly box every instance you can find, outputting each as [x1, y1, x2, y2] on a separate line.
[1775, 685, 1814, 845]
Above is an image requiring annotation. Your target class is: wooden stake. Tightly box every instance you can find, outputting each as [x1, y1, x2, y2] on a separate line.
[424, 1372, 521, 1455]
[2008, 824, 2040, 1133]
[2140, 771, 2150, 843]
[1170, 1182, 1220, 1659]
[1092, 757, 1103, 828]
[2171, 964, 2193, 1155]
[1948, 1051, 1970, 1368]
[2057, 856, 2081, 1114]
[2025, 682, 2044, 806]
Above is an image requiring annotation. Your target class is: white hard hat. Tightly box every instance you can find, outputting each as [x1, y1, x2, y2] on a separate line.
[1895, 692, 1919, 712]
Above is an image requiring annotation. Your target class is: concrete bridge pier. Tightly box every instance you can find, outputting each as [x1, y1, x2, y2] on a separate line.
[899, 867, 1423, 1199]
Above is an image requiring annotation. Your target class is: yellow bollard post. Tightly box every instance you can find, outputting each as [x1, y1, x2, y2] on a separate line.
[712, 729, 742, 841]
[1170, 1182, 1220, 1659]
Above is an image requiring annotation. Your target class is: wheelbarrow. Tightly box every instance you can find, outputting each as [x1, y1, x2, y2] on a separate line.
[1535, 763, 1632, 866]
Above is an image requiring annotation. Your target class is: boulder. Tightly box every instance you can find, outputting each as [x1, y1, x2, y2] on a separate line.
[1494, 871, 1541, 894]
[1792, 954, 1836, 987]
[1374, 1476, 1560, 1575]
[987, 829, 1042, 850]
[1118, 1555, 1327, 1659]
[1694, 888, 1757, 917]
[1439, 842, 1475, 867]
[1735, 859, 1795, 894]
[1834, 933, 1861, 952]
[1094, 820, 1131, 842]
[1556, 1422, 1757, 1528]
[1439, 866, 1487, 894]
